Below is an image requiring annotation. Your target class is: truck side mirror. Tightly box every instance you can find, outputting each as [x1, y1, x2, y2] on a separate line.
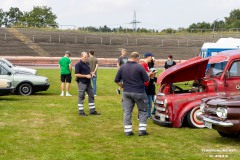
[225, 71, 230, 79]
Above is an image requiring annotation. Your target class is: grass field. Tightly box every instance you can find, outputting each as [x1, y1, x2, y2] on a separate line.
[1, 68, 240, 160]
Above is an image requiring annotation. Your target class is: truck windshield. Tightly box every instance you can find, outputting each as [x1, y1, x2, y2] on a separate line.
[206, 61, 228, 77]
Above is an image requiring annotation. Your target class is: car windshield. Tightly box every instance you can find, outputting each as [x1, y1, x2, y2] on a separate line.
[206, 61, 227, 77]
[0, 58, 13, 67]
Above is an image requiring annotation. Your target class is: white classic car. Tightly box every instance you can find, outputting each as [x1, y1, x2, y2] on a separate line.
[0, 58, 37, 75]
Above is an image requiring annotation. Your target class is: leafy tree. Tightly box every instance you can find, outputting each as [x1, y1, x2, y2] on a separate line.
[26, 6, 58, 27]
[225, 9, 240, 29]
[0, 9, 4, 27]
[187, 22, 211, 32]
[161, 28, 176, 34]
[5, 7, 23, 27]
[99, 25, 111, 32]
[210, 20, 225, 31]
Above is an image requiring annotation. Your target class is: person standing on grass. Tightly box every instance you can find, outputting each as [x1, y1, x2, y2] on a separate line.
[145, 68, 158, 118]
[59, 51, 72, 96]
[88, 50, 98, 96]
[141, 52, 154, 88]
[148, 57, 155, 69]
[116, 48, 128, 94]
[75, 52, 101, 116]
[164, 55, 176, 70]
[114, 52, 149, 136]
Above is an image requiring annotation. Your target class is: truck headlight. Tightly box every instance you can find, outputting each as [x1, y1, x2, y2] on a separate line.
[216, 107, 227, 119]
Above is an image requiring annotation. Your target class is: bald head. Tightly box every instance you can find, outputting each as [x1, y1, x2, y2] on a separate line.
[128, 52, 140, 62]
[81, 52, 89, 63]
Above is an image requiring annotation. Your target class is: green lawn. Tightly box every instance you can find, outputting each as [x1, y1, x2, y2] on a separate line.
[0, 68, 240, 160]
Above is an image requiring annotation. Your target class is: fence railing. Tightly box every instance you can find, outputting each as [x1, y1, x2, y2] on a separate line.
[1, 31, 240, 46]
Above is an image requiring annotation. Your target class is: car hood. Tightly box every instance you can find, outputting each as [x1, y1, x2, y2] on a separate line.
[157, 56, 209, 85]
[13, 66, 37, 75]
[203, 96, 240, 107]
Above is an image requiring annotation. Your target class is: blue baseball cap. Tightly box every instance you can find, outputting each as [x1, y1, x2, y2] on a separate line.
[144, 52, 153, 58]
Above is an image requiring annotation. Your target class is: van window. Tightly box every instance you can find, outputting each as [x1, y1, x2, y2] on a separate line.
[200, 51, 206, 58]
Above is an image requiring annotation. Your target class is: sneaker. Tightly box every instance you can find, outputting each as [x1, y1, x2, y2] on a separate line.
[125, 131, 134, 136]
[94, 95, 97, 96]
[79, 111, 88, 116]
[90, 111, 101, 115]
[148, 117, 152, 120]
[139, 130, 149, 136]
[116, 89, 120, 94]
[60, 92, 64, 96]
[66, 93, 72, 96]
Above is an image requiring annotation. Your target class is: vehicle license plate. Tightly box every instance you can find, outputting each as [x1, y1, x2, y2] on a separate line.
[204, 121, 212, 129]
[160, 115, 165, 121]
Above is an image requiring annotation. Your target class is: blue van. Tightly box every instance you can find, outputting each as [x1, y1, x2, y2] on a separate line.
[200, 38, 240, 58]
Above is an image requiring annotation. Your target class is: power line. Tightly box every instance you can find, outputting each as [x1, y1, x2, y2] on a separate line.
[129, 10, 141, 31]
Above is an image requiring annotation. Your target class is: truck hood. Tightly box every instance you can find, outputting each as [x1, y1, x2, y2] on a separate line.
[203, 96, 240, 107]
[157, 56, 209, 85]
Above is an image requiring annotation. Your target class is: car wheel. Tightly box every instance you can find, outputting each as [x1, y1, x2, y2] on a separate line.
[18, 83, 33, 96]
[218, 131, 237, 138]
[187, 106, 205, 128]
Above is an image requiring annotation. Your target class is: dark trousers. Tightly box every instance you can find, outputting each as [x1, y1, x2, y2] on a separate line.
[77, 82, 95, 113]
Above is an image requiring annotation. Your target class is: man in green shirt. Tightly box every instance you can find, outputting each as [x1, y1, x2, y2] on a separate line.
[59, 51, 72, 96]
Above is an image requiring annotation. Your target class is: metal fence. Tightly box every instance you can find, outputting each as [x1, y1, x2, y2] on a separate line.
[1, 31, 240, 47]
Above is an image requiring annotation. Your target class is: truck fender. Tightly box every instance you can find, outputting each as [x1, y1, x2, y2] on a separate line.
[174, 100, 202, 127]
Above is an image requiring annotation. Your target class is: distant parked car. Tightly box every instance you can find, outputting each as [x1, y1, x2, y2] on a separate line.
[199, 96, 240, 138]
[0, 58, 37, 75]
[0, 62, 50, 95]
[0, 79, 14, 96]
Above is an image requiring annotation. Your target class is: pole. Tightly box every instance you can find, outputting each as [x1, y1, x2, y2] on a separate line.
[212, 18, 219, 42]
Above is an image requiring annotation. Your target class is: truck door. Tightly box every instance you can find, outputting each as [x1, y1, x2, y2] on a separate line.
[225, 60, 240, 95]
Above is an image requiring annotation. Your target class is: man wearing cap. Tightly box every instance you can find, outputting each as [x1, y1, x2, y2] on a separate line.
[141, 52, 154, 87]
[114, 52, 149, 136]
[59, 51, 72, 96]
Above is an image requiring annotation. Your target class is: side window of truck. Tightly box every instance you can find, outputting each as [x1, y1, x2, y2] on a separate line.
[229, 61, 240, 77]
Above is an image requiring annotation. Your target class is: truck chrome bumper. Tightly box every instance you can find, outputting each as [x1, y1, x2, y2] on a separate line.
[202, 116, 233, 127]
[152, 115, 172, 127]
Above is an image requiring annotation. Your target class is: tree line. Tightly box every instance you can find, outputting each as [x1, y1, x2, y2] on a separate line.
[0, 6, 57, 28]
[0, 6, 240, 33]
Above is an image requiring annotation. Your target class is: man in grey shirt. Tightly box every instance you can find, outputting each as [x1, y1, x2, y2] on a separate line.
[114, 52, 149, 136]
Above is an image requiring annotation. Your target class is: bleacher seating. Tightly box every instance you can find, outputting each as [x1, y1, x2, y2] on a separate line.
[0, 27, 239, 60]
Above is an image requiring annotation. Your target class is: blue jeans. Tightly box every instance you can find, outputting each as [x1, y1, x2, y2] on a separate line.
[147, 94, 154, 118]
[91, 76, 97, 95]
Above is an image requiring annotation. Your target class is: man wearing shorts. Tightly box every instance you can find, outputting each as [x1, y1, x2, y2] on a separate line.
[59, 51, 72, 96]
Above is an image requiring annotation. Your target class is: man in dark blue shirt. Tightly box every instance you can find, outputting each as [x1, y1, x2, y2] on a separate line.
[114, 52, 149, 136]
[75, 52, 100, 116]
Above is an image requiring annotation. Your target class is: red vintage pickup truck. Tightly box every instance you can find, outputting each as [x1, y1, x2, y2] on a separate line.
[152, 50, 240, 128]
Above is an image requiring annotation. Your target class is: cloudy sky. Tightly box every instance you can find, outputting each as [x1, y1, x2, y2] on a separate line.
[1, 0, 240, 30]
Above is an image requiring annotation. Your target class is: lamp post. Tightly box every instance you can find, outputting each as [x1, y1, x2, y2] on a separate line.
[212, 18, 219, 42]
